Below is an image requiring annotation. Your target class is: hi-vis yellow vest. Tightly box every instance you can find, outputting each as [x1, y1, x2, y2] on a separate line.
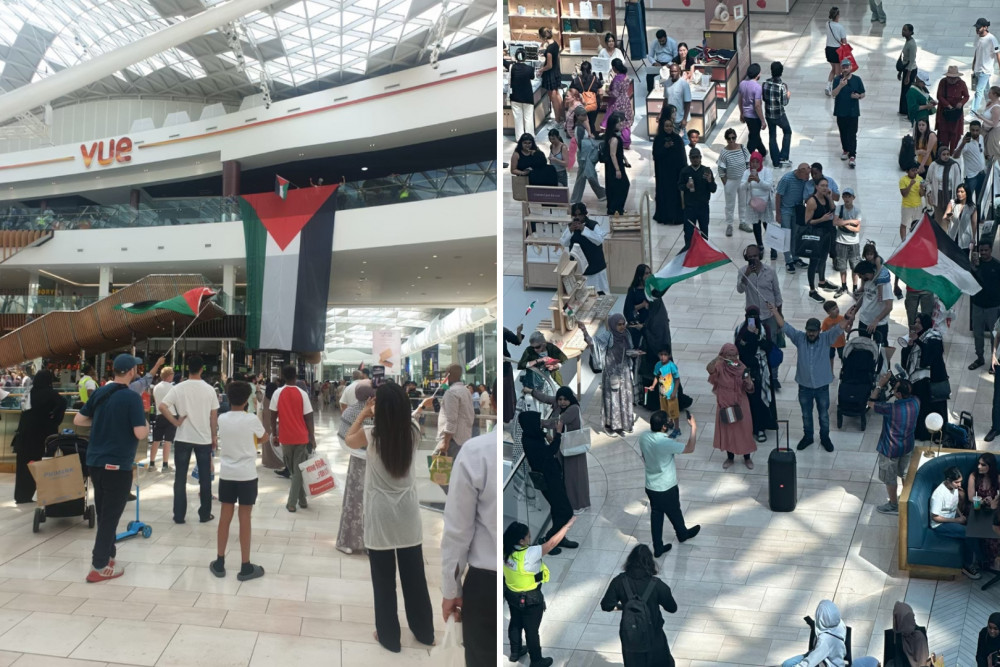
[78, 375, 95, 403]
[503, 547, 550, 593]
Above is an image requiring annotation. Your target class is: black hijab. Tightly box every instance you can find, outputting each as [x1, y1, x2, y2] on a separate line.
[980, 613, 1000, 659]
[29, 370, 60, 411]
[518, 410, 544, 439]
[555, 386, 579, 407]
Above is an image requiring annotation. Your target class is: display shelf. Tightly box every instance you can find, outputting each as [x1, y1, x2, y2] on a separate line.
[509, 0, 564, 49]
[646, 80, 718, 139]
[521, 190, 572, 290]
[703, 16, 751, 104]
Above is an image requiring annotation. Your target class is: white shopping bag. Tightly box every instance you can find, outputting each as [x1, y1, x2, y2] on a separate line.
[429, 617, 464, 667]
[764, 224, 790, 252]
[298, 455, 336, 497]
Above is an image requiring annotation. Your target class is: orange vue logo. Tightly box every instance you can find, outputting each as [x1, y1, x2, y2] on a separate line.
[80, 137, 133, 168]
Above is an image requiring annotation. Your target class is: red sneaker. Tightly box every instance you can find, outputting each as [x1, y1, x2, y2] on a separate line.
[86, 563, 125, 583]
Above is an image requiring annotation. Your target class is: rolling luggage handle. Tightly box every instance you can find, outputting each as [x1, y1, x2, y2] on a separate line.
[774, 419, 790, 452]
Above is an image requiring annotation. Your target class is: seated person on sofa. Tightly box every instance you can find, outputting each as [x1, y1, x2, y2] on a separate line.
[931, 465, 982, 579]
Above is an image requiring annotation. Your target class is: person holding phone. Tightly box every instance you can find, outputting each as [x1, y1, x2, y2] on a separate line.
[639, 410, 701, 557]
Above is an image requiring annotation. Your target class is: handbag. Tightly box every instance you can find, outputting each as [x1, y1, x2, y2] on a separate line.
[836, 43, 858, 72]
[895, 54, 906, 73]
[750, 197, 767, 213]
[943, 106, 962, 122]
[798, 231, 824, 258]
[930, 379, 951, 401]
[559, 428, 592, 457]
[582, 77, 598, 112]
[719, 404, 743, 424]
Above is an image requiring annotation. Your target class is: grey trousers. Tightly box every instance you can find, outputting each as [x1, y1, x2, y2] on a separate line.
[868, 0, 886, 21]
[570, 161, 606, 203]
[282, 443, 310, 508]
[972, 305, 1000, 359]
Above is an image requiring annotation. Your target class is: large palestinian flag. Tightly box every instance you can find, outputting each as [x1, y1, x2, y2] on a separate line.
[885, 213, 981, 308]
[238, 185, 338, 352]
[645, 230, 731, 298]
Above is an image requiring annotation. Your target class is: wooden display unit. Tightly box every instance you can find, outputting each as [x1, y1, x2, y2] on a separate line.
[604, 212, 647, 292]
[646, 79, 717, 139]
[521, 186, 572, 290]
[703, 16, 751, 105]
[559, 0, 616, 56]
[508, 0, 563, 51]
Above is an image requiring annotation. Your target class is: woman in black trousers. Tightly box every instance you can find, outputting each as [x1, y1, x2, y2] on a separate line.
[518, 411, 577, 552]
[603, 111, 631, 215]
[601, 544, 679, 666]
[14, 370, 66, 504]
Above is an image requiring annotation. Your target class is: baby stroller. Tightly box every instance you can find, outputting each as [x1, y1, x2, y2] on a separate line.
[33, 431, 95, 533]
[837, 329, 885, 430]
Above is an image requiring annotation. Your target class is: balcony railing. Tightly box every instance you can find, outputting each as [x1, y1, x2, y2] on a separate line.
[0, 291, 245, 316]
[0, 162, 497, 232]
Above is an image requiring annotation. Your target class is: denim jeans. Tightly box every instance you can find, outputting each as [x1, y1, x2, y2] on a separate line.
[868, 0, 886, 21]
[798, 385, 830, 442]
[173, 441, 213, 522]
[745, 117, 767, 158]
[973, 73, 991, 113]
[767, 114, 792, 166]
[934, 521, 980, 566]
[967, 171, 986, 210]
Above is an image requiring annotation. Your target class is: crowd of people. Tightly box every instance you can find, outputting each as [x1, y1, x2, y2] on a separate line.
[504, 11, 1000, 666]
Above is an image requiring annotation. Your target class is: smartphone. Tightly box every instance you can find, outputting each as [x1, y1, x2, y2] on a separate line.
[748, 317, 756, 328]
[685, 410, 692, 420]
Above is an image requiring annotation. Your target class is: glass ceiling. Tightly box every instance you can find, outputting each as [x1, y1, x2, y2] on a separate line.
[324, 307, 442, 350]
[0, 0, 496, 105]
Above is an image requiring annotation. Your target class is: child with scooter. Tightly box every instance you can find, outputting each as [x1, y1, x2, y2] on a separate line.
[210, 381, 266, 581]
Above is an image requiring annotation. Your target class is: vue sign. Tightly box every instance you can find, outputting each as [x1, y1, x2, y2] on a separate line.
[80, 137, 132, 168]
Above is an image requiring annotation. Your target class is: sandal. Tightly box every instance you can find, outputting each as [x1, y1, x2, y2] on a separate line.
[755, 431, 768, 443]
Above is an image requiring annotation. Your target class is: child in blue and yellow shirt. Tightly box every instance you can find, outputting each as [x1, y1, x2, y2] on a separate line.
[647, 349, 681, 437]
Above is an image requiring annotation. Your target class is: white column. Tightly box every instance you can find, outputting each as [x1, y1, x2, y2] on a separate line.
[27, 269, 39, 313]
[222, 264, 235, 314]
[99, 266, 113, 299]
[0, 0, 281, 124]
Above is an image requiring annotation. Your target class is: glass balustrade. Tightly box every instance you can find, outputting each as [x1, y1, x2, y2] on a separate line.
[0, 291, 244, 316]
[0, 161, 496, 232]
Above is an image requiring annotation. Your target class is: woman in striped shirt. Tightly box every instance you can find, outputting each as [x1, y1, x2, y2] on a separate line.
[718, 128, 751, 237]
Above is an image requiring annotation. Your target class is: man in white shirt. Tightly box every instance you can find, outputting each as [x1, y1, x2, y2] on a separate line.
[339, 369, 368, 411]
[954, 121, 987, 210]
[440, 431, 496, 665]
[930, 466, 981, 579]
[159, 355, 220, 524]
[971, 18, 1000, 115]
[434, 365, 475, 493]
[846, 260, 894, 344]
[150, 366, 176, 472]
[661, 64, 692, 140]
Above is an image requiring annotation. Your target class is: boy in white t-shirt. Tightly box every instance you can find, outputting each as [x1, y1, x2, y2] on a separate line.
[929, 466, 981, 579]
[210, 381, 266, 581]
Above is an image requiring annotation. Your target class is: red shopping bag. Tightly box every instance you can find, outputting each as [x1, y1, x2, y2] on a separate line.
[836, 43, 858, 72]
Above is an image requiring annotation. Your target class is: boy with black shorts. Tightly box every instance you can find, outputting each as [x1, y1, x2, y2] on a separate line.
[210, 381, 265, 581]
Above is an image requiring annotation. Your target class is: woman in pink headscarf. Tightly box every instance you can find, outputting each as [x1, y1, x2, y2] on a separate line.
[707, 343, 756, 469]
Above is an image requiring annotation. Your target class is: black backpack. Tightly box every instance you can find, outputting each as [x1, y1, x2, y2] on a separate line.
[620, 577, 657, 652]
[899, 134, 916, 171]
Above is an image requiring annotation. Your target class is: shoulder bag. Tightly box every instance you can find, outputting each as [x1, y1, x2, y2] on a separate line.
[559, 428, 592, 456]
[895, 54, 906, 73]
[582, 76, 598, 112]
[719, 404, 743, 424]
[929, 379, 951, 401]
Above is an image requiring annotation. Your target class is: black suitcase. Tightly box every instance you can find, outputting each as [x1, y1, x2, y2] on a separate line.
[768, 420, 797, 512]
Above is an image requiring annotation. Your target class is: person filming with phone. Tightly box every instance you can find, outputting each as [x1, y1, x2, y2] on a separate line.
[639, 410, 701, 558]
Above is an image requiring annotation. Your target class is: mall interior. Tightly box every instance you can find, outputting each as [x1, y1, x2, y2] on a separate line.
[504, 0, 1000, 665]
[0, 0, 497, 665]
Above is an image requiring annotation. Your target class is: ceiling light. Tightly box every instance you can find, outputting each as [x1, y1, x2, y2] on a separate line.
[360, 270, 365, 274]
[424, 266, 429, 269]
[298, 153, 304, 157]
[369, 143, 375, 148]
[410, 284, 415, 287]
[361, 167, 368, 171]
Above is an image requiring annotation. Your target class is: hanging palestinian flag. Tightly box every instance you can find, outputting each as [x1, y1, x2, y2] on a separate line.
[885, 213, 981, 308]
[645, 230, 731, 298]
[114, 287, 216, 316]
[275, 175, 290, 200]
[238, 184, 338, 352]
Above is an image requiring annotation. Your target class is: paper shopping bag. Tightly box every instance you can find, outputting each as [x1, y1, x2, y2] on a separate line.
[428, 455, 454, 486]
[763, 224, 790, 252]
[299, 455, 336, 497]
[29, 455, 85, 507]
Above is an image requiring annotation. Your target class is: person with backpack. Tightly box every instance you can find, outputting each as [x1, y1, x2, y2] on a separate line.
[503, 517, 577, 666]
[600, 544, 678, 666]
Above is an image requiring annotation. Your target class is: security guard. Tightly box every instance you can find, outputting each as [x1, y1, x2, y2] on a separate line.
[77, 363, 98, 409]
[502, 516, 575, 667]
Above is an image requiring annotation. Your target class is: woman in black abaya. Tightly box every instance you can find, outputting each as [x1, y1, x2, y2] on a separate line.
[652, 109, 687, 225]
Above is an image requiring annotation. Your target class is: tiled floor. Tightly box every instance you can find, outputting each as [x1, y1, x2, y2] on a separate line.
[0, 409, 449, 666]
[503, 0, 1000, 665]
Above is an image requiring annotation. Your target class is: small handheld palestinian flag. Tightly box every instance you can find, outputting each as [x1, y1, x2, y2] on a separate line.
[114, 287, 216, 316]
[885, 213, 981, 308]
[275, 175, 290, 200]
[645, 231, 731, 299]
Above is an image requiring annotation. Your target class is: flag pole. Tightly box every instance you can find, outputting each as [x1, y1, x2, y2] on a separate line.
[166, 298, 213, 360]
